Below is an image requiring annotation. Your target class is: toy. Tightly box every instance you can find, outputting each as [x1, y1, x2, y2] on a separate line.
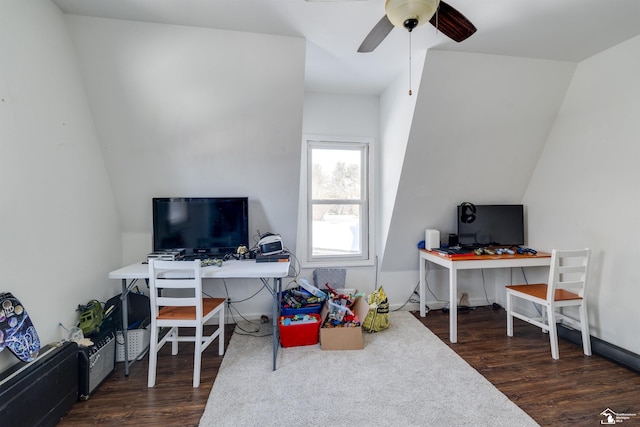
[279, 314, 317, 326]
[0, 292, 40, 362]
[201, 258, 223, 267]
[517, 247, 538, 255]
[77, 300, 104, 336]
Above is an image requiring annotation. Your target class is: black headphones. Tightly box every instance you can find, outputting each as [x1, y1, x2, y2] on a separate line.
[460, 202, 476, 224]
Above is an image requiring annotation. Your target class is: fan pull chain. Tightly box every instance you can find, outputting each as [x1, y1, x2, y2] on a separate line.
[408, 32, 412, 96]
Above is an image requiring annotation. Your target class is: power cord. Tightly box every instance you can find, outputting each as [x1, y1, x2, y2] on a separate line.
[477, 269, 496, 311]
[282, 245, 300, 279]
[394, 281, 420, 312]
[226, 303, 267, 336]
[200, 235, 300, 339]
[201, 277, 273, 336]
[397, 267, 449, 313]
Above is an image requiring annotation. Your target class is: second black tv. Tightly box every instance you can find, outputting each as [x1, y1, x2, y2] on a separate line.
[457, 204, 524, 247]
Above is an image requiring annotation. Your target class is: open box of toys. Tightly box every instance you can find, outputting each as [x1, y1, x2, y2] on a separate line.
[278, 276, 374, 350]
[319, 286, 368, 351]
[278, 278, 327, 347]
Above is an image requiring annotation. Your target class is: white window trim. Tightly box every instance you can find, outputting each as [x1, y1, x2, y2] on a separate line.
[298, 135, 375, 268]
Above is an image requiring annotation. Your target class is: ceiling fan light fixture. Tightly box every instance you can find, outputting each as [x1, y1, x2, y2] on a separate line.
[385, 0, 440, 30]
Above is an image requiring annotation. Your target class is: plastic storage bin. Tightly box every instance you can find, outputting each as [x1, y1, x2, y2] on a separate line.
[281, 303, 323, 316]
[278, 314, 321, 348]
[280, 287, 324, 316]
[115, 327, 150, 362]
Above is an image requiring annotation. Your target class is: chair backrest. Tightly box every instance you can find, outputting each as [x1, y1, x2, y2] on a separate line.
[148, 259, 203, 320]
[547, 249, 590, 301]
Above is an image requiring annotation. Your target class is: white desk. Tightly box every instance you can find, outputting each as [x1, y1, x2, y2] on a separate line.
[109, 259, 290, 374]
[418, 249, 551, 343]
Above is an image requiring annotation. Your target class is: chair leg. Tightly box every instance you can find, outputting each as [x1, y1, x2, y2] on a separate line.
[172, 328, 179, 355]
[218, 306, 225, 356]
[193, 324, 203, 388]
[148, 325, 159, 387]
[579, 303, 592, 356]
[506, 292, 514, 337]
[541, 305, 548, 333]
[547, 306, 559, 359]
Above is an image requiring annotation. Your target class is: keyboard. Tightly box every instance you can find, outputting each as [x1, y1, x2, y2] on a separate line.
[431, 247, 473, 255]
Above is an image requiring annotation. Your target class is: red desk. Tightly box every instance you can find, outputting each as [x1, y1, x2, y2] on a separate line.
[419, 249, 551, 343]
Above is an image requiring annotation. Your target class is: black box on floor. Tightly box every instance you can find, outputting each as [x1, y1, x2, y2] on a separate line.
[78, 329, 116, 400]
[0, 341, 79, 427]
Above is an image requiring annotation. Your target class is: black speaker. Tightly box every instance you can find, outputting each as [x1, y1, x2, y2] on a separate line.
[78, 331, 116, 400]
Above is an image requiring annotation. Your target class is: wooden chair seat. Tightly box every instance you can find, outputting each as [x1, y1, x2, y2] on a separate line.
[505, 284, 582, 302]
[506, 249, 591, 360]
[158, 298, 226, 320]
[148, 260, 225, 388]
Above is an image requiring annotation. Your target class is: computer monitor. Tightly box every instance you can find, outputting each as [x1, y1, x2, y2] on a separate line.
[457, 204, 525, 247]
[152, 197, 249, 256]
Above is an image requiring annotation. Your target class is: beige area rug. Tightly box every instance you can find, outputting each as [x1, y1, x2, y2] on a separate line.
[200, 311, 539, 427]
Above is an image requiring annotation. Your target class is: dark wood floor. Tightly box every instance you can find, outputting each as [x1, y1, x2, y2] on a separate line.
[57, 325, 236, 427]
[57, 309, 640, 426]
[412, 307, 640, 426]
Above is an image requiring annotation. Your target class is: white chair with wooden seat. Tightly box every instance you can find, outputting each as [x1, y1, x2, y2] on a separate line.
[506, 248, 591, 360]
[147, 259, 225, 387]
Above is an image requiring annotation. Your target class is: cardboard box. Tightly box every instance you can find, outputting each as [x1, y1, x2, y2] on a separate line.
[319, 295, 370, 350]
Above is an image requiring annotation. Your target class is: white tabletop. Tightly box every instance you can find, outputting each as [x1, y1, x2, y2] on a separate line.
[109, 259, 290, 280]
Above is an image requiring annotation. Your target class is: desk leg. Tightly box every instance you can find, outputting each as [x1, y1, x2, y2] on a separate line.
[272, 277, 281, 371]
[419, 256, 426, 317]
[449, 267, 457, 343]
[121, 279, 130, 376]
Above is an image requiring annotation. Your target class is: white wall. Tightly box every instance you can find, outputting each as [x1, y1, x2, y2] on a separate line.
[0, 1, 121, 371]
[378, 53, 425, 269]
[524, 35, 640, 354]
[378, 50, 576, 308]
[64, 16, 306, 319]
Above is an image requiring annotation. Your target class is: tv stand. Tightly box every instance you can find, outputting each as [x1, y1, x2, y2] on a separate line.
[418, 249, 552, 343]
[109, 259, 290, 373]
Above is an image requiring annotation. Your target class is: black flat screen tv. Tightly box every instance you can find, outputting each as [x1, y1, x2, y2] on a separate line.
[457, 204, 525, 247]
[152, 197, 249, 256]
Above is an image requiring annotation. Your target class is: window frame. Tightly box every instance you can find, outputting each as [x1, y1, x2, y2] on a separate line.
[300, 136, 374, 267]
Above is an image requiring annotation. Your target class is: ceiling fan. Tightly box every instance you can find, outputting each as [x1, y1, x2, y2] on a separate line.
[356, 0, 477, 53]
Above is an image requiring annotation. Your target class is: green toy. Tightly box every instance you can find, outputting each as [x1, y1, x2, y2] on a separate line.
[77, 300, 104, 336]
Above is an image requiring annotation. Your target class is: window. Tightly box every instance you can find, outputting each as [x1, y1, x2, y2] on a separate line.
[305, 139, 370, 263]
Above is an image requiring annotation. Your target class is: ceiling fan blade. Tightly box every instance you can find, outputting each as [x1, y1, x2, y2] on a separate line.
[358, 15, 394, 53]
[429, 1, 476, 42]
